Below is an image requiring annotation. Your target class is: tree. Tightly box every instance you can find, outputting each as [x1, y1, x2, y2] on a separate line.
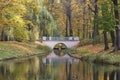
[112, 0, 120, 51]
[97, 1, 115, 50]
[0, 0, 27, 41]
[63, 0, 73, 36]
[88, 0, 99, 43]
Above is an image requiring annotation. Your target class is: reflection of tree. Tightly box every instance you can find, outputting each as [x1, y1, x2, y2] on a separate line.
[116, 71, 120, 80]
[109, 71, 120, 80]
[93, 66, 99, 80]
[4, 56, 120, 80]
[66, 62, 72, 80]
[83, 62, 86, 80]
[104, 72, 108, 80]
[0, 57, 40, 80]
[110, 71, 116, 80]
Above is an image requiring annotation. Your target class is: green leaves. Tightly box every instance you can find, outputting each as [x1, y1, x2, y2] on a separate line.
[96, 2, 116, 32]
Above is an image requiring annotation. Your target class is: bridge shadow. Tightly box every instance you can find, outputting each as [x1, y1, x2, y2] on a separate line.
[42, 51, 79, 64]
[53, 48, 66, 56]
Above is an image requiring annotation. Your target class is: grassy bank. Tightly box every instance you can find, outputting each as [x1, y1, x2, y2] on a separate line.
[81, 52, 120, 66]
[0, 41, 52, 61]
[70, 44, 120, 66]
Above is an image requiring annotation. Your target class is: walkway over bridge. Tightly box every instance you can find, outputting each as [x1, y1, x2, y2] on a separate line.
[42, 37, 79, 49]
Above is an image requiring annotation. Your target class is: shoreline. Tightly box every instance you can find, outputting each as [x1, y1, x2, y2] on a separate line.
[0, 41, 51, 62]
[70, 44, 120, 66]
[0, 52, 47, 62]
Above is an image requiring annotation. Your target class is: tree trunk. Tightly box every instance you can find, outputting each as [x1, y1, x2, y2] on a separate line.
[68, 15, 73, 36]
[82, 5, 86, 39]
[66, 0, 73, 36]
[103, 31, 109, 50]
[115, 28, 120, 50]
[1, 28, 5, 41]
[66, 18, 68, 37]
[88, 5, 92, 39]
[82, 0, 86, 39]
[112, 0, 120, 51]
[78, 25, 80, 37]
[93, 0, 99, 40]
[110, 31, 115, 47]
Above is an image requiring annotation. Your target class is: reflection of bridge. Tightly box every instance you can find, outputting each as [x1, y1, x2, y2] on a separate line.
[42, 52, 79, 63]
[42, 37, 79, 49]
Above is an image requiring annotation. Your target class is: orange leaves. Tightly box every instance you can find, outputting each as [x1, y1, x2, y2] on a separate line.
[0, 0, 27, 29]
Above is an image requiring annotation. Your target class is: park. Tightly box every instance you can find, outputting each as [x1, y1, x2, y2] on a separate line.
[0, 0, 120, 80]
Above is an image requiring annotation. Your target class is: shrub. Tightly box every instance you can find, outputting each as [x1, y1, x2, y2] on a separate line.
[37, 45, 52, 53]
[13, 26, 29, 42]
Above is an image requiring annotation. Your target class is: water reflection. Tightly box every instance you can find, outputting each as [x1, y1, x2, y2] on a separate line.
[42, 51, 79, 63]
[0, 53, 120, 80]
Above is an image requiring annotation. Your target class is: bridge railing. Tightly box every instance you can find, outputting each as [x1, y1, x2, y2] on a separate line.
[42, 37, 79, 41]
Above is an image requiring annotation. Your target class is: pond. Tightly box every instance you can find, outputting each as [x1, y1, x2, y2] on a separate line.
[0, 52, 120, 80]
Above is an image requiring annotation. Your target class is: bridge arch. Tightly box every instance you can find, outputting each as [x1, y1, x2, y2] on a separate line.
[54, 43, 67, 49]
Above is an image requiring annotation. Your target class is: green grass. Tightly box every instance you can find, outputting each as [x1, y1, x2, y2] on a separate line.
[0, 41, 51, 60]
[78, 49, 89, 54]
[37, 45, 52, 53]
[81, 53, 120, 65]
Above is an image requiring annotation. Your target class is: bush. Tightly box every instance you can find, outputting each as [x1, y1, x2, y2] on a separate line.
[13, 26, 29, 42]
[37, 45, 52, 53]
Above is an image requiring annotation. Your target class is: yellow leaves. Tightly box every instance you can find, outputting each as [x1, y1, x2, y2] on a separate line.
[27, 0, 40, 14]
[41, 0, 47, 4]
[0, 17, 14, 28]
[1, 1, 26, 16]
[0, 0, 27, 29]
[0, 15, 25, 29]
[0, 0, 11, 7]
[15, 4, 26, 15]
[31, 4, 40, 14]
[12, 15, 25, 27]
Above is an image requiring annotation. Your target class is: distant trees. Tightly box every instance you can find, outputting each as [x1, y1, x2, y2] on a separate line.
[0, 0, 59, 42]
[1, 0, 120, 52]
[0, 0, 27, 41]
[42, 0, 120, 52]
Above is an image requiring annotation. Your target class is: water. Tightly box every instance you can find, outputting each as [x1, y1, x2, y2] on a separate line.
[0, 53, 120, 80]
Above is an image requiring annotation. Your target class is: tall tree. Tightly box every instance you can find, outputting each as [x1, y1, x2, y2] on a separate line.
[82, 0, 86, 39]
[97, 1, 115, 50]
[93, 0, 99, 42]
[63, 0, 73, 36]
[112, 0, 120, 51]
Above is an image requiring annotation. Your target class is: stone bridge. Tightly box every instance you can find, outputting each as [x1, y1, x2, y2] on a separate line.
[42, 37, 79, 49]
